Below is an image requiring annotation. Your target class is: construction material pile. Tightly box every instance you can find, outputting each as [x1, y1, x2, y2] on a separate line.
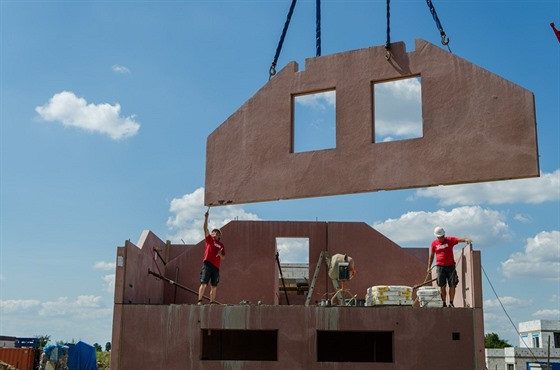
[416, 286, 444, 307]
[365, 285, 413, 306]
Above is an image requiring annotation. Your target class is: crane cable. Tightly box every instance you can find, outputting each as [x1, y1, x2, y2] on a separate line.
[481, 264, 540, 363]
[269, 0, 298, 80]
[269, 0, 322, 80]
[425, 0, 452, 53]
[270, 0, 453, 77]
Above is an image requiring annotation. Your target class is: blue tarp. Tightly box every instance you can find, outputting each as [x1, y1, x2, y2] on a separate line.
[66, 341, 98, 370]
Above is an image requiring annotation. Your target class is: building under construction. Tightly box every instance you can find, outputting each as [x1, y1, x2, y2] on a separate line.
[111, 19, 538, 368]
[111, 221, 485, 369]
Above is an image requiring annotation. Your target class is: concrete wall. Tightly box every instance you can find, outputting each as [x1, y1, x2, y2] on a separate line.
[205, 39, 539, 206]
[112, 221, 485, 369]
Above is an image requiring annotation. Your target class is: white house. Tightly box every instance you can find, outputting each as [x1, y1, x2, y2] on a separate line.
[486, 320, 560, 370]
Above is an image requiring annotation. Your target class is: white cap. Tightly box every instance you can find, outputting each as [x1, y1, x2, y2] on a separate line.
[434, 226, 445, 237]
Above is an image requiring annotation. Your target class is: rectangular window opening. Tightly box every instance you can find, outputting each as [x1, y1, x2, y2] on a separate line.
[317, 330, 393, 362]
[373, 76, 423, 143]
[201, 329, 277, 361]
[293, 90, 336, 153]
[276, 238, 310, 303]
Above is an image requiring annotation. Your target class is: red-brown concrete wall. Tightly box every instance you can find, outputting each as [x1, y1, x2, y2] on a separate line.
[205, 39, 539, 206]
[112, 221, 485, 369]
[113, 304, 485, 370]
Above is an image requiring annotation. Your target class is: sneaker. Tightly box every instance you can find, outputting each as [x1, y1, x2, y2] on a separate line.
[442, 302, 447, 307]
[448, 302, 454, 308]
[197, 300, 203, 305]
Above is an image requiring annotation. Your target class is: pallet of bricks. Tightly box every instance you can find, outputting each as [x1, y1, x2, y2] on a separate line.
[416, 286, 444, 307]
[365, 285, 413, 306]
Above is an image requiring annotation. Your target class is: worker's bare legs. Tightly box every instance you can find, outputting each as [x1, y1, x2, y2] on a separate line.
[448, 287, 456, 307]
[210, 286, 218, 303]
[198, 283, 207, 303]
[439, 286, 447, 306]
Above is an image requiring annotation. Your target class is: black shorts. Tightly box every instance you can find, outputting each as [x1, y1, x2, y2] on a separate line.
[200, 261, 220, 287]
[436, 265, 459, 288]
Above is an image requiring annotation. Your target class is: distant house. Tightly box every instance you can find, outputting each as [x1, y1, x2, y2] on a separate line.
[485, 320, 560, 370]
[0, 336, 17, 348]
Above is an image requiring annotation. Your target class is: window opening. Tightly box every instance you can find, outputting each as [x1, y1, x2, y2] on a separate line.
[276, 238, 309, 302]
[317, 330, 393, 362]
[373, 77, 422, 143]
[201, 329, 277, 361]
[293, 90, 336, 152]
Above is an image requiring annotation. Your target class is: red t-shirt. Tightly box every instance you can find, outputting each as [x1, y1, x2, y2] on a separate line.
[203, 234, 225, 269]
[431, 236, 459, 266]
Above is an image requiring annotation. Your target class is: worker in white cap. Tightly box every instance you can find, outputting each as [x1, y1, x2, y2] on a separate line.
[427, 227, 471, 307]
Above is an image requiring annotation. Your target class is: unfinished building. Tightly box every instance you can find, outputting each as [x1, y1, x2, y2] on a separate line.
[111, 39, 538, 369]
[111, 221, 485, 369]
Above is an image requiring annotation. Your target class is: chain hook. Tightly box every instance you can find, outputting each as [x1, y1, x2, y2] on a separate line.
[385, 46, 392, 61]
[269, 63, 277, 80]
[441, 33, 450, 46]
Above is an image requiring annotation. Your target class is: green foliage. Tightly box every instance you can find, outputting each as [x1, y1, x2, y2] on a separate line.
[35, 335, 51, 349]
[93, 342, 103, 352]
[485, 332, 512, 348]
[96, 351, 111, 369]
[105, 342, 111, 352]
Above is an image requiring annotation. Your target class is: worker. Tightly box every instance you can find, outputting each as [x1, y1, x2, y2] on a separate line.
[427, 226, 471, 307]
[328, 254, 356, 290]
[197, 209, 225, 305]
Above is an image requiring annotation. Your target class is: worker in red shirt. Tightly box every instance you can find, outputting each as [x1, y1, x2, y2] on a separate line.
[197, 209, 225, 305]
[427, 226, 471, 307]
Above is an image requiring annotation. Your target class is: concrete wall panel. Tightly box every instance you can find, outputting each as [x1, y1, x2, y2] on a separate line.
[205, 39, 539, 206]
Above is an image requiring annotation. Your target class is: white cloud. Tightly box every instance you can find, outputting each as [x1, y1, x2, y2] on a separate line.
[94, 261, 116, 271]
[166, 187, 260, 244]
[374, 78, 422, 141]
[415, 170, 560, 206]
[0, 299, 41, 313]
[38, 296, 111, 320]
[295, 90, 335, 109]
[484, 296, 534, 309]
[35, 91, 140, 140]
[112, 64, 130, 74]
[501, 230, 560, 279]
[276, 238, 309, 263]
[103, 274, 115, 294]
[513, 214, 531, 224]
[372, 206, 510, 248]
[532, 309, 560, 319]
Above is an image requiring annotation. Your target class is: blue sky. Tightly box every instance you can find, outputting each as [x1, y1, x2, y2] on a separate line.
[1, 1, 558, 347]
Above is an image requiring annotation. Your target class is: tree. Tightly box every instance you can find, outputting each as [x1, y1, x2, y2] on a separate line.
[105, 342, 111, 352]
[93, 343, 103, 352]
[35, 335, 50, 349]
[485, 332, 512, 348]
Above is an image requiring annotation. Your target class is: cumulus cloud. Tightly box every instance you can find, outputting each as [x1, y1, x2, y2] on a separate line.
[166, 187, 260, 243]
[103, 274, 115, 294]
[94, 261, 116, 271]
[0, 299, 41, 313]
[112, 64, 130, 74]
[295, 90, 335, 108]
[532, 309, 560, 319]
[501, 230, 560, 279]
[35, 91, 140, 140]
[415, 170, 560, 206]
[484, 296, 534, 309]
[276, 238, 309, 263]
[38, 295, 111, 319]
[372, 206, 510, 248]
[375, 77, 422, 141]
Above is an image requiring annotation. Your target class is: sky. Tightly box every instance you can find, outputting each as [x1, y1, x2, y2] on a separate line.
[1, 0, 559, 348]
